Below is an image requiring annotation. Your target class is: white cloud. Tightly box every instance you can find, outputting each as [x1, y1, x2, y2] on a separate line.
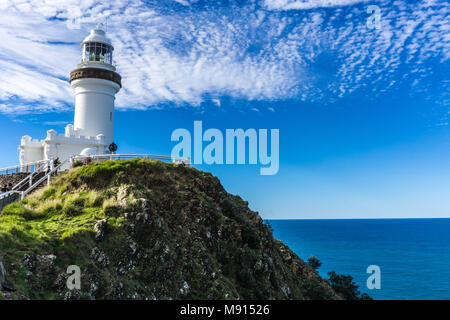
[264, 0, 367, 10]
[43, 121, 70, 126]
[172, 0, 196, 6]
[0, 0, 448, 115]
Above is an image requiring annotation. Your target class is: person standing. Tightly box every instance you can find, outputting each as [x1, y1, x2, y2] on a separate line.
[53, 157, 61, 174]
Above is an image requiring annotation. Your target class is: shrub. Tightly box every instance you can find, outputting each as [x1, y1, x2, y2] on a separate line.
[307, 256, 322, 271]
[263, 221, 274, 237]
[327, 271, 371, 300]
[41, 187, 57, 200]
[39, 199, 63, 216]
[1, 202, 46, 220]
[72, 160, 83, 168]
[102, 198, 122, 217]
[300, 278, 333, 300]
[241, 224, 260, 249]
[360, 293, 373, 300]
[2, 202, 31, 217]
[85, 191, 105, 207]
[70, 196, 86, 208]
[62, 202, 81, 217]
[61, 196, 85, 217]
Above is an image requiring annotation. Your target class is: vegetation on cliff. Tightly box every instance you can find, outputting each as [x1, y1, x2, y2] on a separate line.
[0, 159, 342, 300]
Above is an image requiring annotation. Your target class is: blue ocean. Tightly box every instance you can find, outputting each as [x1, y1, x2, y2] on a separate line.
[268, 219, 450, 300]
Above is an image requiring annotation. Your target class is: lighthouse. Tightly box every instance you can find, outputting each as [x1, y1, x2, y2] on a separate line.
[70, 27, 121, 146]
[18, 26, 121, 168]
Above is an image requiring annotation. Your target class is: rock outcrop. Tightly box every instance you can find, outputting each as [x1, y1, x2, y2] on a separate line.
[0, 159, 341, 300]
[0, 257, 14, 293]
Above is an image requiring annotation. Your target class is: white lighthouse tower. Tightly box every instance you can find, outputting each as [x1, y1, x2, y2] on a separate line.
[71, 27, 121, 145]
[18, 26, 121, 168]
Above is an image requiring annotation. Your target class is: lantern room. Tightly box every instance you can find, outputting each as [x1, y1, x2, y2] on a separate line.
[81, 27, 114, 65]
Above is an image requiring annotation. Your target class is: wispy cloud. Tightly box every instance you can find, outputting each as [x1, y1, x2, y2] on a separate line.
[43, 121, 70, 126]
[263, 0, 367, 10]
[0, 0, 448, 115]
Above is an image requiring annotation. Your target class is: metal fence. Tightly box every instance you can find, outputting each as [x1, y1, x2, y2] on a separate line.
[0, 191, 19, 212]
[0, 159, 50, 175]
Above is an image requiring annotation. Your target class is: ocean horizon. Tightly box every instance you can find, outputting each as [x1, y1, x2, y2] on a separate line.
[267, 218, 450, 300]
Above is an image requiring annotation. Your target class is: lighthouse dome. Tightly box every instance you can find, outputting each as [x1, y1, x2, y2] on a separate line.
[82, 28, 113, 47]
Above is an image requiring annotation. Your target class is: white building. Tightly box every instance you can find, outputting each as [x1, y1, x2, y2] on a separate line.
[18, 27, 121, 169]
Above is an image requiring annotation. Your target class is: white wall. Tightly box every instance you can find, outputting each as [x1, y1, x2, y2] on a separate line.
[19, 128, 108, 170]
[72, 78, 120, 146]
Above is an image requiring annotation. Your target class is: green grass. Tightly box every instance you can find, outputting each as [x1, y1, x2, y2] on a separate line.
[0, 159, 181, 299]
[0, 164, 119, 298]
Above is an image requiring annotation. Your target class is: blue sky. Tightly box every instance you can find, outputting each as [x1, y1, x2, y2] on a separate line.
[0, 0, 449, 219]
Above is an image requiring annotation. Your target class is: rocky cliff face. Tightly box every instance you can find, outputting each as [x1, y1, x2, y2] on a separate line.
[0, 159, 341, 300]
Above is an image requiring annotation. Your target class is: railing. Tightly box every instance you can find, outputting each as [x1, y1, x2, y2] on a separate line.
[0, 159, 50, 175]
[0, 191, 20, 212]
[0, 160, 51, 212]
[72, 154, 190, 165]
[11, 161, 52, 192]
[20, 157, 71, 200]
[0, 157, 68, 209]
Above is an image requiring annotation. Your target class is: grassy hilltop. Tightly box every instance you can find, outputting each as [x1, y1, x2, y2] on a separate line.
[0, 159, 341, 300]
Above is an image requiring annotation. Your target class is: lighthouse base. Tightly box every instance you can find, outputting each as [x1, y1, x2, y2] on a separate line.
[18, 124, 109, 170]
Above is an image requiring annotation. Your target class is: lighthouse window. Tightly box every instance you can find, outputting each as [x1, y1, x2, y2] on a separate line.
[82, 42, 112, 64]
[82, 43, 96, 62]
[95, 43, 102, 61]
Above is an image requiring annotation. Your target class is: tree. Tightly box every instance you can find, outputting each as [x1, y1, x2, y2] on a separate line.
[307, 256, 322, 271]
[327, 271, 372, 300]
[359, 293, 373, 300]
